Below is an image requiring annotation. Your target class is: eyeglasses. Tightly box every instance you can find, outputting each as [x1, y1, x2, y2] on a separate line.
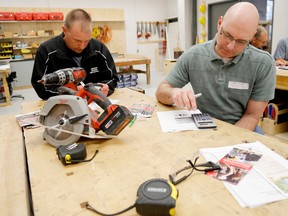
[169, 157, 221, 185]
[255, 37, 267, 44]
[220, 27, 250, 46]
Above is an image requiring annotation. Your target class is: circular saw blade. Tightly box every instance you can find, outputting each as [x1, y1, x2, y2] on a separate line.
[43, 104, 84, 147]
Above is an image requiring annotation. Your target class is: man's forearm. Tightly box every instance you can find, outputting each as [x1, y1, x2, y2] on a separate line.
[155, 83, 174, 105]
[234, 114, 260, 131]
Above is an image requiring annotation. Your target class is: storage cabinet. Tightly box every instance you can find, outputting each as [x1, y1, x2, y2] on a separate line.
[0, 20, 63, 59]
[0, 7, 126, 61]
[0, 39, 13, 59]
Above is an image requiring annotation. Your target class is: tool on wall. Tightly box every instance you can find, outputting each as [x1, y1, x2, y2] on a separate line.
[137, 21, 142, 38]
[92, 25, 113, 44]
[36, 67, 134, 147]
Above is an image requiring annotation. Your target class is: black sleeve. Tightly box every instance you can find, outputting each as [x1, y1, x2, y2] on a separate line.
[31, 45, 59, 100]
[101, 44, 119, 96]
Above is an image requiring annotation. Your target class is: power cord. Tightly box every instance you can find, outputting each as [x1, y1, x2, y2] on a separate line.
[83, 202, 136, 216]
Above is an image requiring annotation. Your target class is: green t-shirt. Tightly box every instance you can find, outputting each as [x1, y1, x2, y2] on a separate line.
[166, 38, 276, 124]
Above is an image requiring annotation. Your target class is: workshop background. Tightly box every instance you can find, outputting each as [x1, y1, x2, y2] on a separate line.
[1, 0, 287, 71]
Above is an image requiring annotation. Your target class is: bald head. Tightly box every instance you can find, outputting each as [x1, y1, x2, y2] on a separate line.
[222, 2, 259, 40]
[215, 2, 260, 58]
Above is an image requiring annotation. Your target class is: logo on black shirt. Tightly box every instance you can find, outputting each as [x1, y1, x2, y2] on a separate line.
[91, 67, 99, 73]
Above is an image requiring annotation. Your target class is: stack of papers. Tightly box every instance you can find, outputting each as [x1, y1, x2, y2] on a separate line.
[200, 141, 288, 208]
[15, 111, 40, 128]
[157, 109, 201, 132]
[129, 103, 156, 118]
[278, 66, 288, 70]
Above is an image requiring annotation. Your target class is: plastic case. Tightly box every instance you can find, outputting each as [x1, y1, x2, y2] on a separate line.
[15, 12, 33, 21]
[0, 12, 15, 21]
[48, 12, 64, 20]
[32, 13, 48, 20]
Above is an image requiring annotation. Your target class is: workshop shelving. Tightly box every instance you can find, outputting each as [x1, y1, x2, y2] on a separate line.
[0, 7, 126, 60]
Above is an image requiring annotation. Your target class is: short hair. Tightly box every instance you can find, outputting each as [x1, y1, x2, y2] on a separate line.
[64, 9, 92, 29]
[254, 25, 267, 39]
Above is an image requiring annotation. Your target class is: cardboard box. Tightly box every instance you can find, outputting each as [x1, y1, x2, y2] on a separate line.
[23, 54, 33, 59]
[37, 30, 45, 36]
[27, 31, 36, 37]
[44, 30, 54, 36]
[4, 32, 13, 38]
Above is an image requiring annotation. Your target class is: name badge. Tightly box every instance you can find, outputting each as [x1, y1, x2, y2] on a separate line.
[228, 81, 249, 90]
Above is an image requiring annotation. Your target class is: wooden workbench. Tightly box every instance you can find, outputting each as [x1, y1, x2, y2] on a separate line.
[114, 54, 151, 84]
[0, 115, 30, 216]
[0, 63, 11, 106]
[18, 88, 288, 215]
[276, 68, 288, 90]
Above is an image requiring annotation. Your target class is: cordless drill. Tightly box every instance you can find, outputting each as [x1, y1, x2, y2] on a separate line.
[38, 67, 86, 90]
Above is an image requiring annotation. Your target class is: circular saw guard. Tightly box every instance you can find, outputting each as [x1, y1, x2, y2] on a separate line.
[39, 95, 90, 147]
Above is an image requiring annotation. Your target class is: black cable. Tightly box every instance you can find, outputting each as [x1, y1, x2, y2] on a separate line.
[70, 149, 99, 163]
[85, 202, 136, 216]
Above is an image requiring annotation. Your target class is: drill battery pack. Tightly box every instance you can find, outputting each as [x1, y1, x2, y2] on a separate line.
[99, 105, 134, 135]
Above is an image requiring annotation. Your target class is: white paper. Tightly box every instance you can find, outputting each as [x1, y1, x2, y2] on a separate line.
[156, 109, 201, 132]
[200, 141, 288, 208]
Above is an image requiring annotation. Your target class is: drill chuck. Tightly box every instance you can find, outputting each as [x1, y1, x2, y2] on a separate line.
[40, 67, 86, 86]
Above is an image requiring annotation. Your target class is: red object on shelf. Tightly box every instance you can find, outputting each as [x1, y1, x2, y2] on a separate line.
[0, 12, 15, 21]
[48, 12, 64, 20]
[15, 12, 33, 21]
[32, 12, 49, 20]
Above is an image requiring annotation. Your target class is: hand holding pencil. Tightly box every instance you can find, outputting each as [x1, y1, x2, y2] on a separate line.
[171, 88, 202, 111]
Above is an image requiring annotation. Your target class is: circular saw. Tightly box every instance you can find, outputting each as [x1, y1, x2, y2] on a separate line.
[37, 68, 134, 147]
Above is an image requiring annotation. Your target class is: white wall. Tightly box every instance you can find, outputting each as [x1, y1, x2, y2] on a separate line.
[271, 0, 288, 55]
[0, 0, 169, 70]
[197, 0, 287, 55]
[2, 0, 286, 67]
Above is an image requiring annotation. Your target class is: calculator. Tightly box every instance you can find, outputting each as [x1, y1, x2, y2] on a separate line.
[192, 113, 217, 129]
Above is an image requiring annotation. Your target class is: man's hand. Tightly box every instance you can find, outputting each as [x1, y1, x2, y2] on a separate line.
[275, 58, 286, 66]
[97, 83, 109, 96]
[155, 80, 199, 111]
[171, 88, 198, 111]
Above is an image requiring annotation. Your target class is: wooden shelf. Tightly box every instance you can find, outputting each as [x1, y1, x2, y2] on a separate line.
[137, 39, 165, 44]
[13, 47, 38, 50]
[0, 20, 63, 23]
[0, 7, 126, 58]
[3, 36, 52, 39]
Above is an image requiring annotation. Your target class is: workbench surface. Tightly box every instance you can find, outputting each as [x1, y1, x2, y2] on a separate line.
[3, 88, 288, 215]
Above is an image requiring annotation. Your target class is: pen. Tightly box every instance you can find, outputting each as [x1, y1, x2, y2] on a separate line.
[195, 93, 202, 98]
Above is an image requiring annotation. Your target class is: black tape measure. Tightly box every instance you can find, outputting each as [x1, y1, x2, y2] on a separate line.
[136, 178, 179, 216]
[56, 143, 98, 165]
[85, 178, 178, 216]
